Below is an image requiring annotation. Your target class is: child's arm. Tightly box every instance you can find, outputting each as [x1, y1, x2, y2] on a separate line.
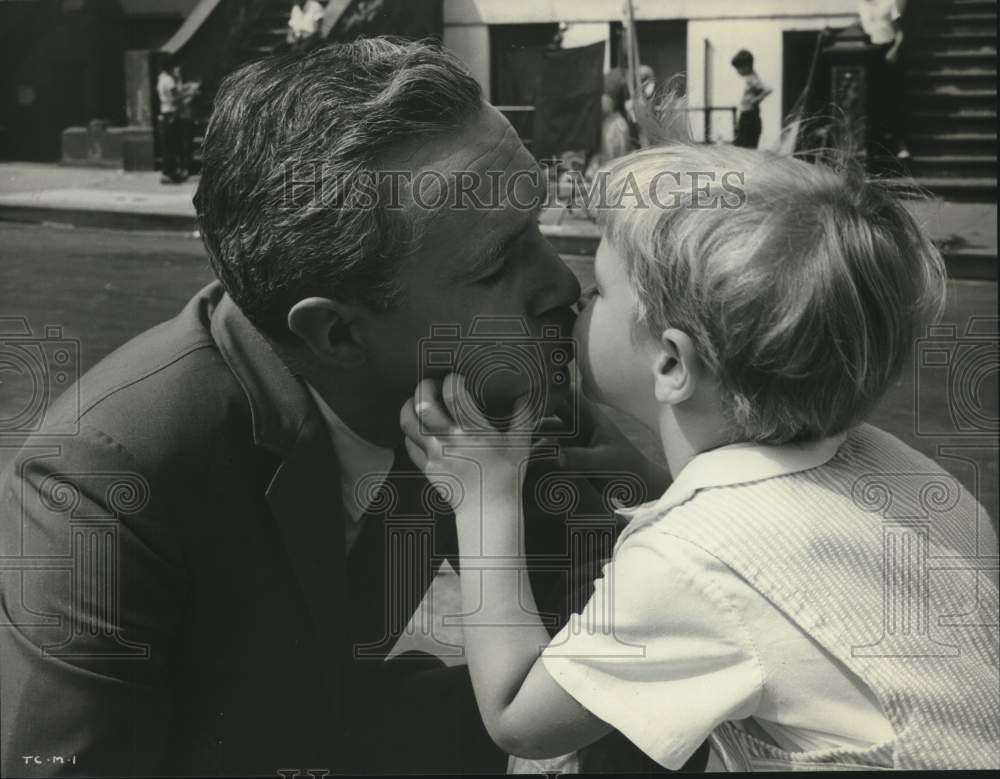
[748, 74, 772, 106]
[400, 375, 614, 757]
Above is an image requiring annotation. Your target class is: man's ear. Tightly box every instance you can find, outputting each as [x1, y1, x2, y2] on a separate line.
[287, 297, 366, 368]
[651, 328, 699, 405]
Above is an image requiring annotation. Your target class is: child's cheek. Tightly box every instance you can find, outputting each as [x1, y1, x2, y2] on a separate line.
[572, 302, 600, 401]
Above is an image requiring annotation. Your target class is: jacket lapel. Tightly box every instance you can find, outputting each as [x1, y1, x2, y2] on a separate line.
[264, 420, 346, 705]
[208, 288, 346, 707]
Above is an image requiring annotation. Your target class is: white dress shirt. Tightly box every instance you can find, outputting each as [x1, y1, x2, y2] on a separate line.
[306, 385, 395, 554]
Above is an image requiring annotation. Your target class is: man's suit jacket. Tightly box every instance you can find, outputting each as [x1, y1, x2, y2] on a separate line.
[0, 283, 628, 777]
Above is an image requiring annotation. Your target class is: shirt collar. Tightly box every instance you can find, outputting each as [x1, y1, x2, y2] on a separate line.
[615, 432, 847, 550]
[305, 384, 395, 524]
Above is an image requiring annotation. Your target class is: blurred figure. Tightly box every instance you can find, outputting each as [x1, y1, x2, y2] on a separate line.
[624, 64, 656, 123]
[156, 56, 184, 183]
[586, 94, 631, 179]
[173, 66, 201, 178]
[858, 0, 911, 159]
[731, 49, 772, 148]
[287, 0, 326, 52]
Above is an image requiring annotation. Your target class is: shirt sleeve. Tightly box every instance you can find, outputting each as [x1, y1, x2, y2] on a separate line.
[541, 531, 763, 769]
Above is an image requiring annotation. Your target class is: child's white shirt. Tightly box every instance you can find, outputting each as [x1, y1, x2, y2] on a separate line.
[541, 434, 895, 770]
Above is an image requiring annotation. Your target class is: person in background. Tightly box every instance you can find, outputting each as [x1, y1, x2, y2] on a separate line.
[622, 64, 656, 148]
[586, 94, 631, 179]
[287, 0, 326, 53]
[859, 0, 911, 160]
[173, 65, 200, 179]
[731, 49, 771, 148]
[156, 56, 184, 184]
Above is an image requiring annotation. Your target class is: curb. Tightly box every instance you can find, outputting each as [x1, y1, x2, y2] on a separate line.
[0, 203, 196, 233]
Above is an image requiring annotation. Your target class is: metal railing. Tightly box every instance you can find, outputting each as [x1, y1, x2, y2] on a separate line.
[684, 106, 739, 144]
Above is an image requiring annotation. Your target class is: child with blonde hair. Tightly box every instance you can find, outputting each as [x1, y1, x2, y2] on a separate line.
[400, 132, 999, 769]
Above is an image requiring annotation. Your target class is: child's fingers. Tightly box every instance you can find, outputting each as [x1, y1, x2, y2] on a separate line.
[414, 378, 452, 433]
[400, 396, 437, 455]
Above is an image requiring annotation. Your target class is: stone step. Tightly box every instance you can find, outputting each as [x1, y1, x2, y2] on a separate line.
[907, 155, 998, 178]
[937, 12, 999, 22]
[931, 16, 999, 33]
[919, 30, 997, 44]
[944, 0, 998, 11]
[905, 85, 998, 106]
[906, 68, 999, 91]
[897, 176, 998, 203]
[910, 132, 998, 155]
[909, 109, 998, 133]
[908, 66, 998, 77]
[912, 41, 998, 57]
[908, 48, 997, 62]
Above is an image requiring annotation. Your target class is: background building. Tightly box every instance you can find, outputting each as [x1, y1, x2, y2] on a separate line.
[443, 0, 858, 149]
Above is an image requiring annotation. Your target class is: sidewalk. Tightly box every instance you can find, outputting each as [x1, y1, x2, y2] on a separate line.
[0, 164, 198, 232]
[1, 163, 995, 278]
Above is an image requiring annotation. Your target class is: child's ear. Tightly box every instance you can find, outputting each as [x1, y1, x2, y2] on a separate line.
[651, 328, 699, 405]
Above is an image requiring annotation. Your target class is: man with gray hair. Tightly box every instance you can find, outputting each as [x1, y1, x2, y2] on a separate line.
[1, 39, 664, 776]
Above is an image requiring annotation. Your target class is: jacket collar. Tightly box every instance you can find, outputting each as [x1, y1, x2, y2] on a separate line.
[616, 432, 847, 550]
[207, 283, 347, 707]
[209, 287, 313, 457]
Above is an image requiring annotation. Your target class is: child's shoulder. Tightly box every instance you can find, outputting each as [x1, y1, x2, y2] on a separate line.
[839, 423, 945, 471]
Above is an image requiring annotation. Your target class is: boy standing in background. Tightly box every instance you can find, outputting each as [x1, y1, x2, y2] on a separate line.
[731, 49, 771, 148]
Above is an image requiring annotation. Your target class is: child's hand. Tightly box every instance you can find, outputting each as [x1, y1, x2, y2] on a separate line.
[539, 395, 671, 500]
[400, 374, 539, 515]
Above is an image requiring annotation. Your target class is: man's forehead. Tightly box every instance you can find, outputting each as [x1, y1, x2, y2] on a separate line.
[384, 104, 546, 276]
[386, 103, 534, 176]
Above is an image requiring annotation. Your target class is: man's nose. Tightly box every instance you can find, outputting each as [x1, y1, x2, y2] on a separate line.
[531, 245, 582, 319]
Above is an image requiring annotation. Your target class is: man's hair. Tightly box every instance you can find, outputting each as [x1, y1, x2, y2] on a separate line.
[195, 38, 482, 338]
[731, 49, 754, 70]
[597, 142, 947, 445]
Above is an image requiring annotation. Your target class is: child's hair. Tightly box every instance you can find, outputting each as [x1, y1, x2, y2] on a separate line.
[731, 49, 754, 70]
[596, 106, 947, 445]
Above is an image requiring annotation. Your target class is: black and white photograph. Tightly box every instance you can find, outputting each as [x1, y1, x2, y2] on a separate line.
[0, 0, 997, 775]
